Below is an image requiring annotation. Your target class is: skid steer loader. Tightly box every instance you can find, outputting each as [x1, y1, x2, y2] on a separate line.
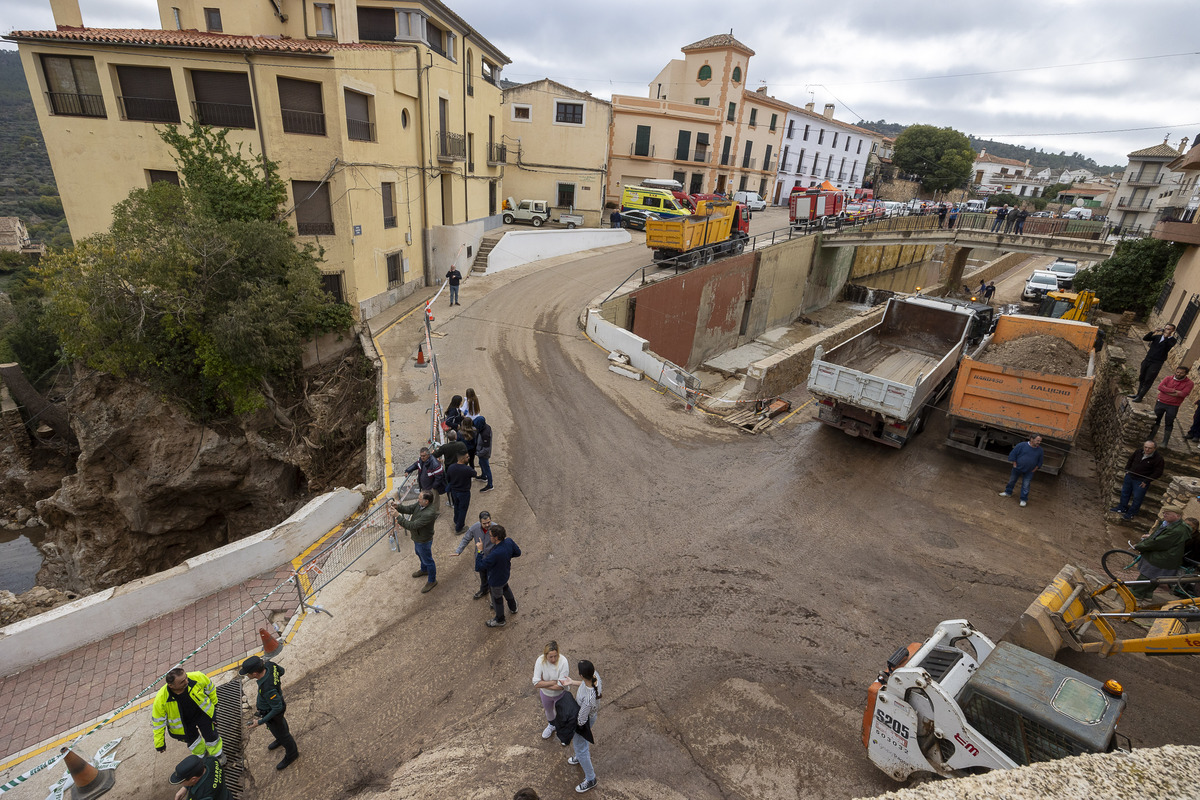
[862, 620, 1128, 782]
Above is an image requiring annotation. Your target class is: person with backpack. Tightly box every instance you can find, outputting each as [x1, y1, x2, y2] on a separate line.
[561, 660, 603, 793]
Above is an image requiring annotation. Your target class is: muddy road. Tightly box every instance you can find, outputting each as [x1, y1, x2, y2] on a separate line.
[260, 243, 1199, 800]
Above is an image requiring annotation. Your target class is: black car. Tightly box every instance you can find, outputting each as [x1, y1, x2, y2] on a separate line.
[619, 209, 654, 230]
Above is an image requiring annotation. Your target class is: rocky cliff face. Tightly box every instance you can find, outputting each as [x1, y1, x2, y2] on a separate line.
[33, 352, 371, 595]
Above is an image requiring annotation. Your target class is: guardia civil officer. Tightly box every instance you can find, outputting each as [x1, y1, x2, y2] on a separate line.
[239, 655, 299, 771]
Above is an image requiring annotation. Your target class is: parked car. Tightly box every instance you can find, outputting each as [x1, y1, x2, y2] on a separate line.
[1022, 270, 1061, 301]
[503, 197, 550, 227]
[733, 191, 766, 212]
[619, 209, 655, 231]
[1031, 211, 1052, 218]
[1047, 259, 1079, 289]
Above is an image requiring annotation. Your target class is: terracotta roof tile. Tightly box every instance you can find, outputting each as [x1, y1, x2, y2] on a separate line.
[4, 27, 399, 54]
[681, 34, 755, 56]
[1128, 142, 1182, 159]
[975, 152, 1029, 168]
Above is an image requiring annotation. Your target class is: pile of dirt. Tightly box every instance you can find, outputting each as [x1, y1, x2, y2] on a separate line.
[977, 333, 1090, 377]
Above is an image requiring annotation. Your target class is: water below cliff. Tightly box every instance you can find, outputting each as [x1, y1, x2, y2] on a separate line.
[0, 528, 44, 593]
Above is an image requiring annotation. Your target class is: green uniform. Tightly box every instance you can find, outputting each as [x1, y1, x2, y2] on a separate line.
[185, 756, 229, 800]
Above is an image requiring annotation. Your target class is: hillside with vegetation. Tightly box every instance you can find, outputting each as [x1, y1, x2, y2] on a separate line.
[0, 51, 70, 249]
[857, 118, 1123, 175]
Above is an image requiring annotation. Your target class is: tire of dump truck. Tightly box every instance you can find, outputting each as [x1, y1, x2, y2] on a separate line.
[732, 239, 746, 255]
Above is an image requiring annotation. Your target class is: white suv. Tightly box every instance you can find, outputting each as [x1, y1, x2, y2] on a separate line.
[1022, 270, 1060, 301]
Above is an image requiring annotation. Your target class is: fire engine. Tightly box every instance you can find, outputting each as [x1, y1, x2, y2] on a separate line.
[789, 187, 847, 229]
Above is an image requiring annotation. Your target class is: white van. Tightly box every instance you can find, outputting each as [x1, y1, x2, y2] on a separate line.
[1064, 208, 1093, 220]
[733, 191, 766, 212]
[965, 199, 986, 212]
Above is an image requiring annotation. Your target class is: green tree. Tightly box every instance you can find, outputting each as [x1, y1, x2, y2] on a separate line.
[892, 125, 974, 193]
[987, 193, 1020, 208]
[1031, 197, 1048, 211]
[1043, 182, 1070, 201]
[158, 121, 287, 225]
[1073, 238, 1183, 318]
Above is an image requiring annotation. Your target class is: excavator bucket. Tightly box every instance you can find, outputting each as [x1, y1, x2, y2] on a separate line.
[1001, 564, 1091, 659]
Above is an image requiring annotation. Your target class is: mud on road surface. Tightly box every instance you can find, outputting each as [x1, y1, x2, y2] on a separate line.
[256, 244, 1200, 800]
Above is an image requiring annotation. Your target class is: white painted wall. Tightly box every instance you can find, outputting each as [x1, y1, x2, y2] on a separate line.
[486, 229, 631, 273]
[585, 309, 690, 396]
[0, 489, 363, 677]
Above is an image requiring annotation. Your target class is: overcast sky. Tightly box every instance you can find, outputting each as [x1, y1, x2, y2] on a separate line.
[5, 0, 1199, 168]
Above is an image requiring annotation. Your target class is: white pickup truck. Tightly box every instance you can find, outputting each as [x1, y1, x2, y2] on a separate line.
[808, 296, 995, 448]
[503, 197, 550, 227]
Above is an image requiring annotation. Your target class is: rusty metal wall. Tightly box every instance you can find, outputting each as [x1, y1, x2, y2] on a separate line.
[629, 252, 758, 369]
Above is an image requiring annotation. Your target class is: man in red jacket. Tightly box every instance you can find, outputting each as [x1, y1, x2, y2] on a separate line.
[1149, 365, 1194, 445]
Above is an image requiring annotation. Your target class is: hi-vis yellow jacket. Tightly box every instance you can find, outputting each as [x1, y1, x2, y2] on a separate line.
[151, 672, 218, 749]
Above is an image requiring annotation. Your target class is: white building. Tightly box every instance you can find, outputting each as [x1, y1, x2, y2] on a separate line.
[972, 150, 1046, 197]
[771, 102, 882, 204]
[1113, 137, 1189, 230]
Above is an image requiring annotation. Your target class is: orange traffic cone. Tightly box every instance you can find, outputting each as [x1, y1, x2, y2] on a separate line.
[415, 342, 428, 368]
[259, 626, 283, 657]
[61, 748, 115, 800]
[425, 304, 434, 324]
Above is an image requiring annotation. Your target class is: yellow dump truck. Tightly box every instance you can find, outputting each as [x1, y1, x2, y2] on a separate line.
[644, 200, 750, 268]
[944, 315, 1098, 474]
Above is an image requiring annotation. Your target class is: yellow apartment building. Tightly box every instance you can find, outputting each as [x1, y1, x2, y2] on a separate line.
[607, 34, 785, 202]
[7, 0, 509, 320]
[1149, 142, 1200, 365]
[500, 79, 611, 228]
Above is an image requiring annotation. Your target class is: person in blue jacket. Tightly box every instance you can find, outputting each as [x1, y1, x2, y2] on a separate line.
[481, 524, 520, 628]
[999, 434, 1044, 507]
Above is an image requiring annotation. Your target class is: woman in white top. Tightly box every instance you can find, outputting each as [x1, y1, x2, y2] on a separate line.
[531, 640, 569, 739]
[562, 659, 601, 793]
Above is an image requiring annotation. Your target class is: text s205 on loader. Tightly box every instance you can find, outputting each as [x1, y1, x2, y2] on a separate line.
[862, 619, 1128, 782]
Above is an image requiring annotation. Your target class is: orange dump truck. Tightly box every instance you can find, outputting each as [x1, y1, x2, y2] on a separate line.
[645, 200, 750, 267]
[945, 315, 1098, 474]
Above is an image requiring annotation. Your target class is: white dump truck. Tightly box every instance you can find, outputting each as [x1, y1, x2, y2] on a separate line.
[808, 296, 995, 448]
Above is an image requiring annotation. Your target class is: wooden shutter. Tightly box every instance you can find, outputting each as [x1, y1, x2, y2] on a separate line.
[117, 65, 179, 122]
[357, 7, 395, 41]
[278, 78, 322, 113]
[293, 180, 333, 234]
[344, 89, 369, 122]
[192, 71, 251, 105]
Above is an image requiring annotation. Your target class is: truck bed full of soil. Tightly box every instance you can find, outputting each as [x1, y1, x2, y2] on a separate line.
[977, 333, 1090, 377]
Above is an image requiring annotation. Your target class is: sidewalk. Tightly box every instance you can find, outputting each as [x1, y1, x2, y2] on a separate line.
[0, 564, 296, 763]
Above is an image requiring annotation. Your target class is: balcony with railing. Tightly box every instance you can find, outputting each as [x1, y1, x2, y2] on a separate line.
[467, 82, 474, 97]
[838, 172, 846, 181]
[1153, 219, 1200, 246]
[47, 92, 105, 118]
[281, 108, 326, 136]
[1125, 173, 1164, 188]
[1116, 196, 1154, 211]
[741, 157, 756, 170]
[720, 152, 732, 167]
[297, 221, 335, 236]
[487, 142, 507, 164]
[483, 71, 497, 87]
[630, 143, 655, 158]
[118, 96, 179, 123]
[761, 158, 776, 172]
[193, 101, 255, 129]
[347, 117, 376, 142]
[438, 131, 466, 161]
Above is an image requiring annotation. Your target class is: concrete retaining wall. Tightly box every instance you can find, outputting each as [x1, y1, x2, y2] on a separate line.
[743, 306, 887, 398]
[301, 328, 358, 369]
[485, 229, 631, 273]
[0, 489, 363, 677]
[585, 309, 692, 396]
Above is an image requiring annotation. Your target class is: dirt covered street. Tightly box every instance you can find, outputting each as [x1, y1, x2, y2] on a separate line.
[257, 242, 1200, 800]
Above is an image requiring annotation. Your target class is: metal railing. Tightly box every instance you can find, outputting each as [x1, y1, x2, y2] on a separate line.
[720, 153, 733, 166]
[383, 214, 397, 229]
[467, 83, 474, 96]
[483, 72, 497, 86]
[762, 158, 777, 172]
[296, 474, 415, 600]
[46, 91, 105, 118]
[297, 221, 335, 235]
[742, 157, 757, 169]
[347, 117, 376, 142]
[1117, 197, 1154, 211]
[630, 143, 655, 158]
[1125, 174, 1163, 187]
[193, 100, 255, 129]
[281, 108, 326, 136]
[438, 131, 466, 160]
[118, 95, 179, 123]
[487, 142, 507, 164]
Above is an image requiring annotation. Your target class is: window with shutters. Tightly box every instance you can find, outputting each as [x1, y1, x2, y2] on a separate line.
[769, 113, 778, 132]
[382, 182, 397, 228]
[344, 89, 375, 142]
[697, 65, 711, 81]
[727, 102, 736, 122]
[557, 183, 576, 208]
[748, 108, 757, 128]
[803, 124, 810, 141]
[831, 132, 838, 148]
[694, 97, 709, 106]
[203, 8, 222, 32]
[321, 272, 345, 304]
[741, 140, 753, 169]
[40, 55, 105, 118]
[633, 125, 651, 157]
[357, 7, 395, 41]
[314, 3, 335, 37]
[191, 70, 254, 128]
[277, 77, 325, 135]
[732, 66, 742, 83]
[293, 180, 334, 235]
[147, 170, 180, 186]
[116, 65, 179, 123]
[386, 252, 403, 287]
